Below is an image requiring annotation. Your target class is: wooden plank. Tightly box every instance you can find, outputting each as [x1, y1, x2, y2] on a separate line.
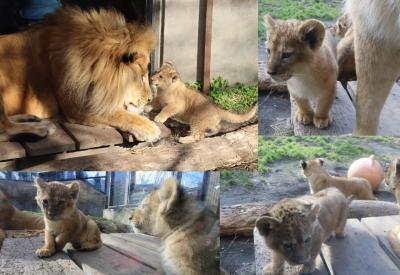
[101, 234, 160, 267]
[254, 227, 329, 275]
[0, 235, 83, 274]
[321, 219, 399, 275]
[0, 142, 25, 161]
[362, 215, 400, 269]
[67, 243, 155, 275]
[27, 124, 258, 171]
[348, 81, 400, 136]
[22, 123, 76, 157]
[109, 233, 161, 250]
[202, 0, 213, 94]
[291, 82, 355, 136]
[62, 123, 123, 150]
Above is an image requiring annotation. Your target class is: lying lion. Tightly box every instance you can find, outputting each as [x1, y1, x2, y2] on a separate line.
[0, 6, 160, 142]
[149, 62, 257, 143]
[301, 159, 376, 200]
[129, 177, 219, 275]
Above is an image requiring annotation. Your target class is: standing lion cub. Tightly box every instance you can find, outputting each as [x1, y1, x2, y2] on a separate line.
[129, 177, 219, 275]
[34, 177, 102, 258]
[256, 188, 351, 275]
[264, 15, 338, 129]
[301, 159, 375, 200]
[150, 62, 257, 143]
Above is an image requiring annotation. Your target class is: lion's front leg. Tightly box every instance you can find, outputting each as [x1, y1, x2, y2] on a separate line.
[88, 109, 161, 142]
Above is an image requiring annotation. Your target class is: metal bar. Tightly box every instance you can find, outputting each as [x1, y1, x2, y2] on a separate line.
[202, 0, 213, 94]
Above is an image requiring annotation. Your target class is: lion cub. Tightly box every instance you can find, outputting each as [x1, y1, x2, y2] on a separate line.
[301, 159, 375, 200]
[264, 15, 338, 129]
[150, 62, 257, 143]
[0, 189, 44, 249]
[385, 158, 400, 205]
[129, 177, 219, 275]
[256, 187, 351, 275]
[34, 177, 102, 257]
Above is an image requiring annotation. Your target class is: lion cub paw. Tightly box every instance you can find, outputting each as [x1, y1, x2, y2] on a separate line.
[132, 120, 161, 142]
[154, 114, 168, 124]
[295, 111, 313, 125]
[36, 248, 56, 258]
[262, 263, 283, 275]
[299, 262, 316, 274]
[313, 117, 330, 129]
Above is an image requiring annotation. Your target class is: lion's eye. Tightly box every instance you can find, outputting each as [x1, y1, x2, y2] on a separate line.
[43, 199, 48, 207]
[159, 75, 163, 79]
[282, 52, 292, 59]
[57, 200, 64, 207]
[283, 242, 293, 250]
[266, 48, 271, 55]
[304, 236, 311, 243]
[122, 53, 134, 64]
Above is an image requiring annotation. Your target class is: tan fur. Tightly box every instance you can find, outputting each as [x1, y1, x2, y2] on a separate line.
[301, 159, 375, 200]
[346, 0, 400, 135]
[150, 62, 257, 143]
[264, 15, 338, 129]
[256, 188, 351, 275]
[0, 189, 44, 249]
[34, 177, 102, 258]
[385, 158, 400, 204]
[129, 178, 219, 275]
[0, 6, 161, 142]
[331, 14, 352, 39]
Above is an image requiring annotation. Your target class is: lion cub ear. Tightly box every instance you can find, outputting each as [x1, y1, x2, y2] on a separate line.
[33, 176, 47, 191]
[171, 72, 180, 82]
[299, 19, 325, 51]
[318, 158, 324, 166]
[263, 14, 276, 32]
[67, 181, 80, 201]
[255, 214, 280, 237]
[300, 160, 307, 169]
[159, 178, 184, 215]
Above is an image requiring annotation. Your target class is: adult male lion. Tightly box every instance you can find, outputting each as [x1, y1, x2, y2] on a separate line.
[0, 6, 160, 141]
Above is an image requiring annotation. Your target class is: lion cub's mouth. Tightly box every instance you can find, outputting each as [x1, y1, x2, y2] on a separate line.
[125, 102, 144, 114]
[269, 74, 292, 82]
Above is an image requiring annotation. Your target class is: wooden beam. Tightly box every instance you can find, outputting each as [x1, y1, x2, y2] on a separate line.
[202, 0, 213, 94]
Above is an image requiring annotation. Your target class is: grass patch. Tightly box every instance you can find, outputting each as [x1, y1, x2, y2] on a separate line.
[186, 77, 258, 113]
[258, 136, 373, 173]
[220, 171, 254, 190]
[258, 0, 342, 41]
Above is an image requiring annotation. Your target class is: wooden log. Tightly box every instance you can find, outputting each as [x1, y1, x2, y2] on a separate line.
[348, 81, 400, 136]
[0, 142, 25, 161]
[254, 227, 329, 275]
[27, 124, 258, 171]
[291, 82, 355, 136]
[321, 219, 399, 275]
[221, 200, 400, 237]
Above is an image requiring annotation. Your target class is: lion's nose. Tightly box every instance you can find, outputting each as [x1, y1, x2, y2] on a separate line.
[268, 70, 277, 76]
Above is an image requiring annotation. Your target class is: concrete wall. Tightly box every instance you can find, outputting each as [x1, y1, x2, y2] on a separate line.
[155, 0, 257, 85]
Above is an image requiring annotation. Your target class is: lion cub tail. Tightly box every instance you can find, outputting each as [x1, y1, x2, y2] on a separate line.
[219, 105, 257, 124]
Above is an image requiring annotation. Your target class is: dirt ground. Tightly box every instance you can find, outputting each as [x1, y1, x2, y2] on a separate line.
[221, 139, 400, 274]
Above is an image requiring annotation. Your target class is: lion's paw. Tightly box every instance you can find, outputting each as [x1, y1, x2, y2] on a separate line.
[262, 263, 283, 275]
[154, 114, 167, 123]
[295, 110, 313, 125]
[313, 116, 330, 129]
[131, 120, 161, 142]
[36, 248, 55, 258]
[299, 262, 316, 274]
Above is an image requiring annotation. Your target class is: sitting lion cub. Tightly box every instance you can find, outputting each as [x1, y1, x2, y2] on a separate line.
[256, 187, 351, 274]
[150, 62, 257, 143]
[385, 158, 400, 205]
[0, 189, 44, 249]
[301, 159, 375, 200]
[34, 177, 102, 257]
[264, 15, 338, 129]
[129, 177, 219, 275]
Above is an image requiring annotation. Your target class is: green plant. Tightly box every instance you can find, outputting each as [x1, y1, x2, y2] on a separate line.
[220, 170, 254, 190]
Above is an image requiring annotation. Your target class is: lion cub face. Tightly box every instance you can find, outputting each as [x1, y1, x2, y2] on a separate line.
[331, 14, 352, 38]
[256, 199, 319, 265]
[301, 159, 324, 177]
[150, 62, 181, 92]
[264, 14, 326, 81]
[130, 178, 185, 237]
[35, 177, 79, 221]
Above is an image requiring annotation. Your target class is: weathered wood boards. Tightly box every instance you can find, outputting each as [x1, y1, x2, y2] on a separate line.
[348, 81, 400, 136]
[27, 124, 258, 171]
[0, 142, 25, 161]
[322, 219, 399, 275]
[254, 227, 329, 275]
[0, 234, 84, 275]
[291, 82, 356, 136]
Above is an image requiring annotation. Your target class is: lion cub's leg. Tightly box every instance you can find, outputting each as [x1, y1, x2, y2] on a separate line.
[292, 96, 314, 125]
[263, 251, 285, 275]
[353, 34, 400, 135]
[154, 105, 182, 124]
[314, 91, 335, 129]
[75, 220, 102, 251]
[36, 229, 56, 258]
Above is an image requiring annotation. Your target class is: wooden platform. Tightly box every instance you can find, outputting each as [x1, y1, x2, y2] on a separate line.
[289, 81, 400, 136]
[254, 216, 400, 275]
[0, 232, 161, 275]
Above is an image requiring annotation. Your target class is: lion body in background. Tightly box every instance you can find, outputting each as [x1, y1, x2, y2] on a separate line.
[0, 6, 161, 141]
